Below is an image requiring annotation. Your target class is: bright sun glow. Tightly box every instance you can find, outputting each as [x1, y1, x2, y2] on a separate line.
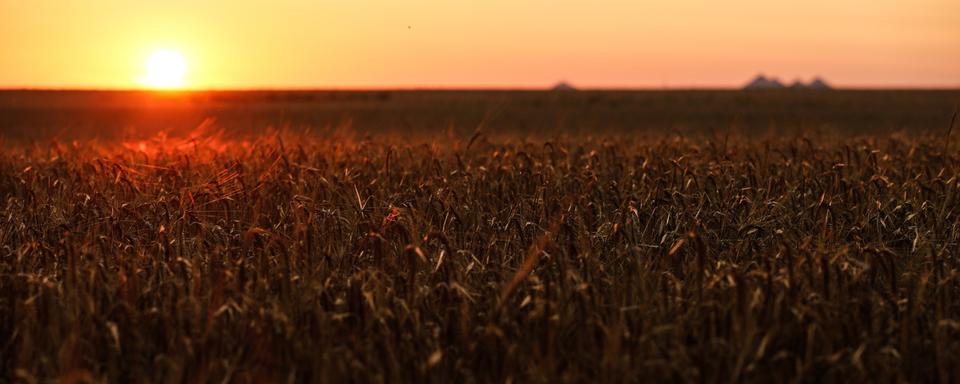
[142, 49, 187, 89]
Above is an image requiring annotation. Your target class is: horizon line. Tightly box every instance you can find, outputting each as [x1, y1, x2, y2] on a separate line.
[2, 85, 959, 92]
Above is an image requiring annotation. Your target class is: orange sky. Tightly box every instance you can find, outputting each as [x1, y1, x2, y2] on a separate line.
[1, 0, 958, 89]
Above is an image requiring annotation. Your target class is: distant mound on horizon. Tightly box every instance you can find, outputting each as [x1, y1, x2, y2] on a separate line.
[745, 74, 831, 90]
[551, 81, 577, 91]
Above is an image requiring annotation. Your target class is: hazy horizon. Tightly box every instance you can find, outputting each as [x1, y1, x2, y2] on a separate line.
[2, 84, 959, 91]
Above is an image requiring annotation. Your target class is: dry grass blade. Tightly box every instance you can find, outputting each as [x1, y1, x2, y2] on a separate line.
[945, 106, 959, 154]
[498, 214, 564, 306]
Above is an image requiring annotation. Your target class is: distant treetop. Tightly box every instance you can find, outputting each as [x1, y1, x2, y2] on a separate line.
[807, 77, 831, 89]
[745, 74, 832, 90]
[745, 74, 785, 89]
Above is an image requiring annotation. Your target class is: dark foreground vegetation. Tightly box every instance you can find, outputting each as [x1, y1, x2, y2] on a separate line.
[3, 124, 960, 382]
[2, 90, 960, 382]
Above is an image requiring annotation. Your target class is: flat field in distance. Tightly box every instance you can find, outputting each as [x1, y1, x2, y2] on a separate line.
[2, 90, 960, 382]
[1, 90, 957, 140]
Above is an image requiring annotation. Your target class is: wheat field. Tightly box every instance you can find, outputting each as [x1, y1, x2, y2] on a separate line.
[2, 90, 959, 382]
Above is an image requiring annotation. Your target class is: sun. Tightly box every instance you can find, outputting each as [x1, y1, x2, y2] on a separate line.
[142, 49, 187, 89]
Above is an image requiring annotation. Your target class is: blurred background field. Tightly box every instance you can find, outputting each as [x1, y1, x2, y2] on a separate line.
[2, 90, 957, 141]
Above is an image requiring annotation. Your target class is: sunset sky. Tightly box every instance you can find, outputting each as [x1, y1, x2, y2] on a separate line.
[1, 0, 958, 89]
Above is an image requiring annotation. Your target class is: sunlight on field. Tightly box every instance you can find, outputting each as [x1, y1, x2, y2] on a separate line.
[119, 118, 232, 156]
